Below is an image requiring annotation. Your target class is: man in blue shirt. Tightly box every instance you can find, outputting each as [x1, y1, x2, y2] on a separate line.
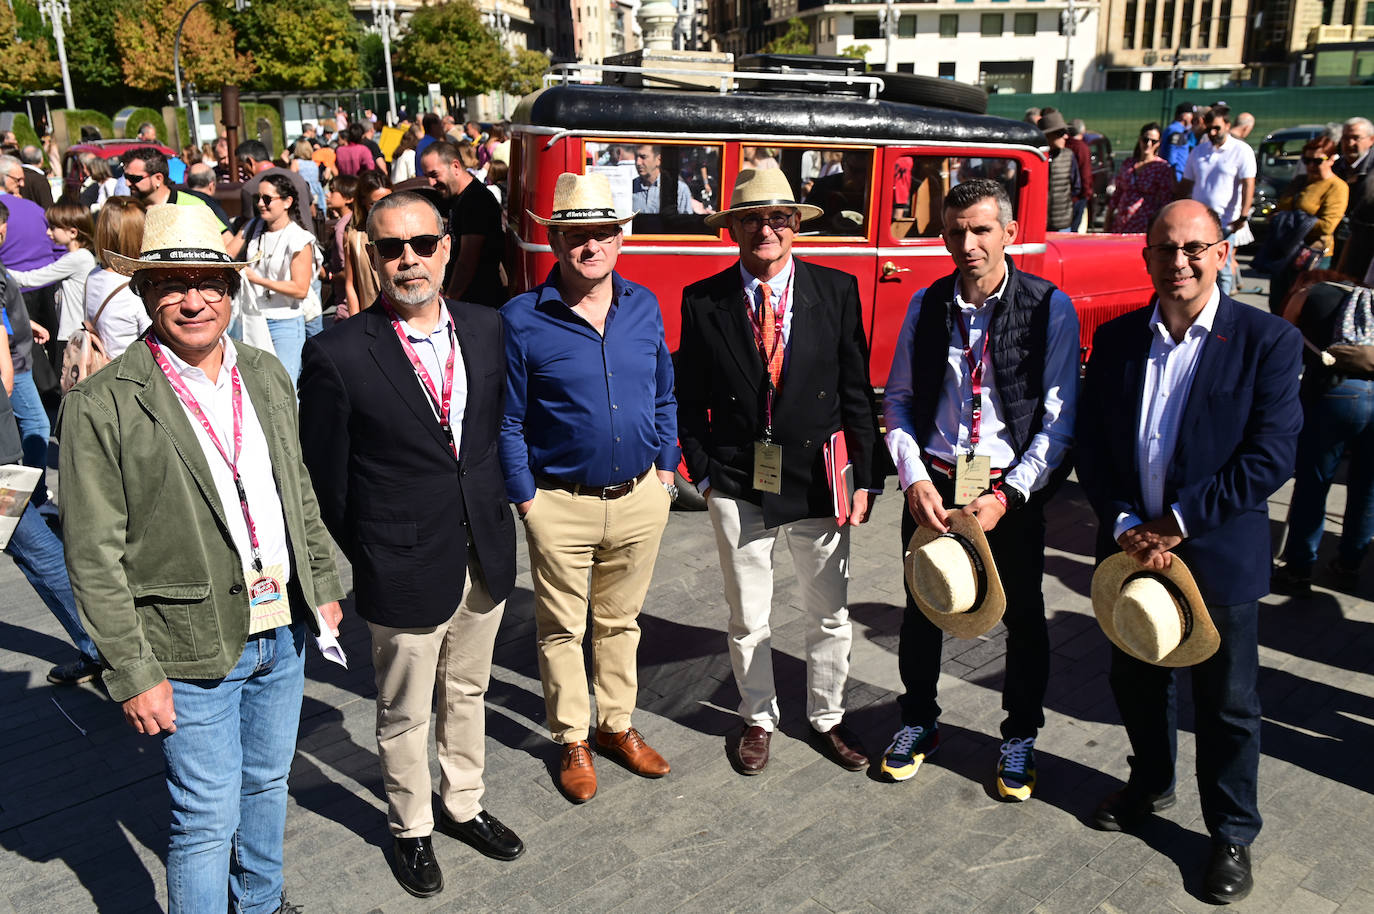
[1164, 102, 1198, 180]
[631, 144, 694, 215]
[500, 172, 678, 805]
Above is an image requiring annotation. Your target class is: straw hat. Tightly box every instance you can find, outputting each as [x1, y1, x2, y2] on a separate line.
[903, 513, 1006, 639]
[1037, 110, 1069, 137]
[105, 204, 253, 276]
[527, 172, 635, 227]
[704, 168, 823, 229]
[1091, 553, 1219, 667]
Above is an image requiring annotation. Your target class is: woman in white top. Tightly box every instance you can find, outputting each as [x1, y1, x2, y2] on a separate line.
[11, 201, 97, 347]
[390, 123, 422, 184]
[84, 197, 150, 358]
[227, 173, 320, 386]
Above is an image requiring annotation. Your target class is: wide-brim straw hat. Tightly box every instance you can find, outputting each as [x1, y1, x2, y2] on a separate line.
[105, 203, 254, 276]
[1037, 110, 1069, 136]
[904, 513, 1006, 639]
[527, 172, 636, 227]
[1091, 553, 1219, 667]
[704, 168, 823, 229]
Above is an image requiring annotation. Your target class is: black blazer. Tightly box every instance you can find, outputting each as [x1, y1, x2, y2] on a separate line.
[677, 258, 880, 528]
[298, 299, 516, 627]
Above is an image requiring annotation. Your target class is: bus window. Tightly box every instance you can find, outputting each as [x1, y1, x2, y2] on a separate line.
[781, 147, 873, 237]
[584, 140, 721, 236]
[890, 155, 1021, 239]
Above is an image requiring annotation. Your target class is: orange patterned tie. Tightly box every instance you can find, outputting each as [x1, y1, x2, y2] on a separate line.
[759, 282, 783, 389]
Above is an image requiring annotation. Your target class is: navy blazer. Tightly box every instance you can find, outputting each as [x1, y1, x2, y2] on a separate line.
[297, 299, 516, 628]
[1076, 293, 1303, 605]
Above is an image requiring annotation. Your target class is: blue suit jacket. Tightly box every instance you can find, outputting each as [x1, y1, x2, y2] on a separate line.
[1076, 293, 1303, 605]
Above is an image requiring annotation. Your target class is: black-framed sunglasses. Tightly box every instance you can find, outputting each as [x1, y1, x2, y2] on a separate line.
[1144, 239, 1226, 261]
[255, 194, 281, 206]
[558, 227, 620, 248]
[737, 212, 796, 232]
[1301, 156, 1328, 165]
[1141, 136, 1162, 145]
[126, 172, 154, 185]
[370, 234, 443, 260]
[151, 277, 231, 304]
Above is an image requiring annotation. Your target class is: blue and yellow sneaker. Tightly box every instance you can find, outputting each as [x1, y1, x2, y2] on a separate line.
[996, 736, 1037, 801]
[879, 723, 939, 782]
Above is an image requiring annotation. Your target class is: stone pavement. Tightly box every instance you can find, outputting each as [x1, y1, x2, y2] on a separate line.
[4, 294, 1374, 913]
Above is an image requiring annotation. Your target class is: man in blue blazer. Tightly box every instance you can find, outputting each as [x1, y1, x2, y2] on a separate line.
[1076, 200, 1302, 904]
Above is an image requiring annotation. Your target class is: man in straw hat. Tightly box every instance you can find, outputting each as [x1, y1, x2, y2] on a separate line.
[298, 191, 523, 897]
[880, 177, 1079, 800]
[58, 203, 345, 914]
[500, 172, 678, 803]
[677, 167, 881, 775]
[1076, 199, 1302, 903]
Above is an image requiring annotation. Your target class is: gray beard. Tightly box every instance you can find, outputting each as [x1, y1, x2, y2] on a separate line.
[382, 272, 439, 308]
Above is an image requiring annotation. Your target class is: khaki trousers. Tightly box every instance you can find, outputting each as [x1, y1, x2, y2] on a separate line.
[368, 556, 503, 837]
[522, 471, 671, 743]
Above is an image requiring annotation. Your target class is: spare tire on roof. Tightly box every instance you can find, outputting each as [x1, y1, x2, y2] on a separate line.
[877, 73, 988, 115]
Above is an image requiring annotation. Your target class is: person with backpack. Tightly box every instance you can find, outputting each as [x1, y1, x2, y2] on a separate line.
[1273, 270, 1374, 595]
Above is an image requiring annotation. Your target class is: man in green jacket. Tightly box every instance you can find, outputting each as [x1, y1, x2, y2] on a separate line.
[58, 204, 344, 914]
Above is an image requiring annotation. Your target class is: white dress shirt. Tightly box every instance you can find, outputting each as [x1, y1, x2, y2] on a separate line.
[400, 311, 467, 457]
[738, 256, 796, 369]
[1112, 286, 1221, 541]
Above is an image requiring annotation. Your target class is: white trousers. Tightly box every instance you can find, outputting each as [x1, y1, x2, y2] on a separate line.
[707, 493, 852, 732]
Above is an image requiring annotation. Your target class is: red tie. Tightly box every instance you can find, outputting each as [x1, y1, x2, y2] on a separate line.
[759, 282, 783, 389]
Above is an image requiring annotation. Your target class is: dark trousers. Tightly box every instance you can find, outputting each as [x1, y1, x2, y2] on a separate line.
[1108, 600, 1262, 845]
[896, 471, 1050, 739]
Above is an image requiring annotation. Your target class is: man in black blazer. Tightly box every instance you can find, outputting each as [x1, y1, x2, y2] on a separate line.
[1077, 200, 1303, 904]
[677, 168, 881, 776]
[298, 192, 522, 899]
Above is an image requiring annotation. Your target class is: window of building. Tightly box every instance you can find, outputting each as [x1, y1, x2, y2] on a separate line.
[981, 12, 1004, 35]
[584, 140, 722, 236]
[939, 61, 957, 78]
[978, 59, 1033, 92]
[1367, 2, 1374, 24]
[1199, 0, 1213, 46]
[1142, 0, 1155, 47]
[1124, 0, 1137, 47]
[899, 14, 917, 37]
[854, 15, 882, 38]
[939, 12, 959, 35]
[1181, 0, 1195, 45]
[1014, 12, 1037, 33]
[1161, 0, 1174, 45]
[889, 155, 1021, 239]
[1218, 0, 1231, 45]
[897, 62, 916, 72]
[1321, 0, 1336, 25]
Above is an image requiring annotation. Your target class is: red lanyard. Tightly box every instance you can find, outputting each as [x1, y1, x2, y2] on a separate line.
[953, 306, 992, 447]
[745, 277, 789, 439]
[146, 336, 263, 572]
[383, 303, 458, 458]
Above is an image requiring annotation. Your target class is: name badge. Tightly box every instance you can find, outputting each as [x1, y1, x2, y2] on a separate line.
[953, 453, 991, 506]
[246, 562, 292, 634]
[753, 440, 783, 494]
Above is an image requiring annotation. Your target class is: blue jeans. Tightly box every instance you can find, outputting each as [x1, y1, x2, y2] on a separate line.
[266, 316, 305, 387]
[1071, 198, 1089, 232]
[162, 623, 305, 914]
[4, 502, 98, 660]
[1109, 600, 1262, 844]
[304, 315, 323, 339]
[9, 370, 50, 505]
[1283, 379, 1374, 572]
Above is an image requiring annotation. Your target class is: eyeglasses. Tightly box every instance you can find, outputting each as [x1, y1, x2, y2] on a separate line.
[736, 212, 796, 232]
[255, 194, 281, 206]
[558, 228, 620, 248]
[1141, 136, 1161, 146]
[3, 171, 21, 183]
[1144, 239, 1226, 261]
[150, 277, 231, 304]
[125, 171, 154, 185]
[1301, 156, 1329, 165]
[370, 234, 443, 260]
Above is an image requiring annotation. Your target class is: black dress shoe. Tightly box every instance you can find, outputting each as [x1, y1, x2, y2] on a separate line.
[1203, 842, 1253, 904]
[439, 809, 526, 861]
[391, 836, 443, 897]
[1091, 786, 1177, 831]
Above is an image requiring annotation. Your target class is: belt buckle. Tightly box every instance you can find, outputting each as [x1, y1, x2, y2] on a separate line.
[601, 479, 633, 499]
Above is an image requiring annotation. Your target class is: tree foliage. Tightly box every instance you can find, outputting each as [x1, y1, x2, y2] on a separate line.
[0, 1, 60, 102]
[232, 0, 364, 91]
[762, 18, 813, 55]
[505, 48, 549, 98]
[393, 0, 506, 97]
[65, 0, 141, 106]
[113, 0, 255, 94]
[840, 44, 872, 61]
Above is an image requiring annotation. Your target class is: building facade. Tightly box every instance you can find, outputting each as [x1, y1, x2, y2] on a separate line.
[1095, 0, 1250, 89]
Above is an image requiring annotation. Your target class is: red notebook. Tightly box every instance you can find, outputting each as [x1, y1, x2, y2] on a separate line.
[823, 430, 855, 525]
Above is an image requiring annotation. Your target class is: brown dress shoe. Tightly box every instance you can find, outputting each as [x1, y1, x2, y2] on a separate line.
[730, 725, 771, 775]
[813, 723, 868, 771]
[558, 740, 597, 803]
[595, 727, 671, 777]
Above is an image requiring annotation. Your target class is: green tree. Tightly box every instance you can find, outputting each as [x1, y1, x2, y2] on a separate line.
[0, 1, 60, 103]
[359, 32, 387, 89]
[113, 0, 255, 94]
[65, 0, 142, 107]
[393, 0, 506, 98]
[505, 47, 548, 98]
[762, 17, 813, 55]
[840, 44, 872, 61]
[233, 0, 364, 90]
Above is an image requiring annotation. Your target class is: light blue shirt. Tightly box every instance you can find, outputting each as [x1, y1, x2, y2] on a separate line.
[632, 174, 694, 215]
[401, 311, 466, 458]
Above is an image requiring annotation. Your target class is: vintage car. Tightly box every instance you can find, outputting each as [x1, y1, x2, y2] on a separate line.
[508, 55, 1154, 384]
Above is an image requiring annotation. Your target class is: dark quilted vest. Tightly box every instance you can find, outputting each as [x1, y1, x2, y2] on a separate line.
[909, 259, 1057, 459]
[1046, 150, 1074, 229]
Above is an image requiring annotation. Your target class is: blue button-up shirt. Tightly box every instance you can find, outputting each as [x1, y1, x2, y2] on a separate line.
[499, 267, 680, 504]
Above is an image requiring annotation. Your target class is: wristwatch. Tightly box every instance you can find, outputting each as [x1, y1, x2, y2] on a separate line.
[662, 481, 679, 502]
[998, 483, 1027, 511]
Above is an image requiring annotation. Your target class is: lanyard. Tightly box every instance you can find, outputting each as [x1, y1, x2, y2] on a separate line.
[952, 304, 993, 448]
[146, 336, 263, 572]
[745, 278, 790, 439]
[383, 303, 458, 459]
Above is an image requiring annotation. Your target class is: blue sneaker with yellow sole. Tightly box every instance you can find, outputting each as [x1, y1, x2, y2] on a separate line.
[996, 736, 1036, 801]
[879, 723, 939, 782]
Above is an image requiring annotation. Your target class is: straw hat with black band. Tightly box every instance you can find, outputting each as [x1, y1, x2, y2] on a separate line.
[705, 168, 823, 230]
[527, 172, 636, 228]
[105, 203, 255, 278]
[1091, 553, 1219, 667]
[904, 513, 1007, 639]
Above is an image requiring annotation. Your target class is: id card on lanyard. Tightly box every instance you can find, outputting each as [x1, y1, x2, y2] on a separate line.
[384, 303, 459, 459]
[952, 305, 992, 505]
[748, 279, 788, 494]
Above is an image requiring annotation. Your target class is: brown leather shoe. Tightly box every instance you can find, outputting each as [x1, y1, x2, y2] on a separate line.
[813, 723, 868, 771]
[595, 727, 670, 777]
[558, 740, 597, 803]
[730, 725, 771, 775]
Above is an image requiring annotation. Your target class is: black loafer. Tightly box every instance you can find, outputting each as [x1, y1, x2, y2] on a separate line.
[1203, 842, 1253, 904]
[1092, 786, 1176, 831]
[439, 809, 525, 861]
[391, 835, 443, 897]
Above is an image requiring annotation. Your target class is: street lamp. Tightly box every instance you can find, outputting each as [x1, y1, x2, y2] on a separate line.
[36, 0, 75, 110]
[882, 0, 901, 73]
[175, 0, 249, 146]
[371, 0, 398, 126]
[484, 3, 511, 119]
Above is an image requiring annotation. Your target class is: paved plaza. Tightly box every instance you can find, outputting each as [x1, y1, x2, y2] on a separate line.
[3, 293, 1374, 914]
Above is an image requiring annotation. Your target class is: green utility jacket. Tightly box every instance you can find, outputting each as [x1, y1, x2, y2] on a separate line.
[58, 339, 344, 702]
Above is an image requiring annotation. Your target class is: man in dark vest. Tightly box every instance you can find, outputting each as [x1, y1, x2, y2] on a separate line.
[1039, 110, 1080, 233]
[880, 178, 1079, 800]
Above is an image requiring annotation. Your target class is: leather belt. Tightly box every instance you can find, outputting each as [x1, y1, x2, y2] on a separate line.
[540, 468, 652, 500]
[924, 454, 1005, 480]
